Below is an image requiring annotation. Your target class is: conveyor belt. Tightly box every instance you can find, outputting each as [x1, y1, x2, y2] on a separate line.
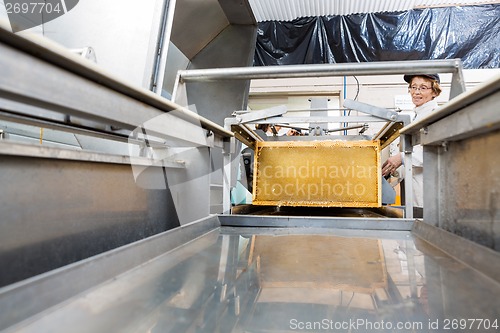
[3, 220, 499, 332]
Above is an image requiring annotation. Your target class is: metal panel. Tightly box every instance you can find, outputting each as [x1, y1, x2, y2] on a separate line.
[183, 24, 257, 124]
[0, 42, 223, 143]
[170, 0, 229, 60]
[219, 0, 256, 24]
[0, 216, 220, 331]
[428, 131, 500, 250]
[170, 0, 255, 60]
[0, 152, 181, 288]
[173, 23, 257, 215]
[413, 220, 500, 284]
[4, 224, 500, 332]
[0, 23, 232, 225]
[248, 0, 498, 22]
[0, 23, 234, 292]
[0, 25, 231, 139]
[40, 0, 167, 89]
[421, 91, 500, 145]
[253, 140, 381, 207]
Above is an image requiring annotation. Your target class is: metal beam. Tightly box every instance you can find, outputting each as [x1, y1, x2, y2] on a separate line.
[178, 59, 464, 82]
[218, 215, 414, 230]
[343, 99, 399, 121]
[0, 141, 185, 168]
[421, 92, 500, 145]
[236, 105, 287, 124]
[251, 116, 396, 123]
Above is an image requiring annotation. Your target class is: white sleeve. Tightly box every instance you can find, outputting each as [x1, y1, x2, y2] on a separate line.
[412, 145, 423, 167]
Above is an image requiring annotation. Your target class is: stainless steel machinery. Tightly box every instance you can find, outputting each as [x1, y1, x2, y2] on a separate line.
[1, 10, 500, 332]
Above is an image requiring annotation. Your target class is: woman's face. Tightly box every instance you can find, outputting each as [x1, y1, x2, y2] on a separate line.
[409, 77, 437, 107]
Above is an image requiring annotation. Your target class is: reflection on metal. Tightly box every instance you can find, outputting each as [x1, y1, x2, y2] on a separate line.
[253, 140, 381, 207]
[251, 235, 386, 293]
[3, 221, 499, 332]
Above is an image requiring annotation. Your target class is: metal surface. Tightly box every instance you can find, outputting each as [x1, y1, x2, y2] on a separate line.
[0, 24, 235, 290]
[0, 216, 220, 331]
[343, 99, 399, 121]
[218, 0, 256, 25]
[219, 215, 413, 230]
[412, 220, 500, 283]
[236, 105, 288, 124]
[251, 116, 399, 123]
[152, 0, 176, 94]
[421, 94, 500, 145]
[2, 220, 499, 332]
[0, 141, 185, 167]
[170, 0, 229, 60]
[34, 0, 168, 89]
[344, 98, 411, 149]
[425, 130, 500, 249]
[0, 151, 180, 288]
[172, 21, 257, 215]
[252, 140, 381, 207]
[177, 59, 466, 100]
[374, 121, 407, 150]
[175, 24, 257, 125]
[0, 24, 232, 139]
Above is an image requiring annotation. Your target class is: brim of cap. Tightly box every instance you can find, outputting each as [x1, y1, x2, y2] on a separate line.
[404, 74, 440, 84]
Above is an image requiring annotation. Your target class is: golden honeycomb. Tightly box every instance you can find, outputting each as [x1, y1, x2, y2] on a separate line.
[253, 140, 381, 207]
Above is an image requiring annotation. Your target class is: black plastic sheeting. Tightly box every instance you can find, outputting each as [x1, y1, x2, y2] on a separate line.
[254, 4, 500, 69]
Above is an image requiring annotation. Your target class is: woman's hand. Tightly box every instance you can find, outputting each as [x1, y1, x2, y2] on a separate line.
[382, 154, 402, 177]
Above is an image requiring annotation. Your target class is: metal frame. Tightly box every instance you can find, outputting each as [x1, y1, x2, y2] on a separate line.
[176, 59, 465, 99]
[219, 215, 414, 230]
[173, 59, 466, 217]
[151, 0, 177, 94]
[224, 102, 412, 214]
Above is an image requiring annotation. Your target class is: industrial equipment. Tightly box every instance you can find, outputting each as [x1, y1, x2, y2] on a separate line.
[1, 10, 500, 333]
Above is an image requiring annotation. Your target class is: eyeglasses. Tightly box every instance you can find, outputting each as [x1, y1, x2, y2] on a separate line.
[409, 86, 432, 92]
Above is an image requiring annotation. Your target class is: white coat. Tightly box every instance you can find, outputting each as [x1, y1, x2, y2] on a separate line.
[407, 99, 439, 207]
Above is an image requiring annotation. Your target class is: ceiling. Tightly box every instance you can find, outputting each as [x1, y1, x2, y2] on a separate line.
[248, 0, 500, 22]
